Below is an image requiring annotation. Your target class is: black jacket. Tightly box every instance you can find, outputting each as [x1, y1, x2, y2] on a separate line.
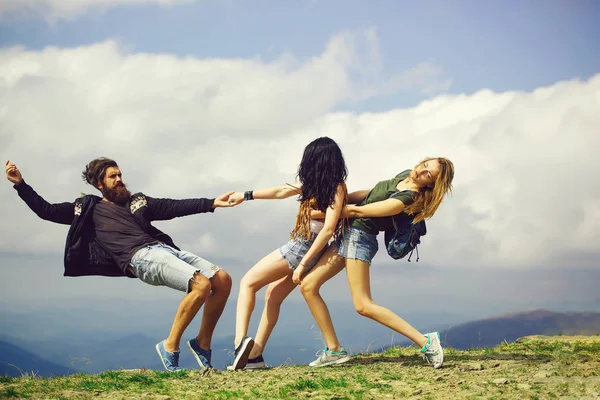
[14, 180, 216, 278]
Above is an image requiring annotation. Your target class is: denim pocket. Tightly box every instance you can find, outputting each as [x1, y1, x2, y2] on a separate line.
[131, 246, 151, 265]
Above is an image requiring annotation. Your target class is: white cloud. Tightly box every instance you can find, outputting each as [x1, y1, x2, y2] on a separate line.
[0, 33, 598, 270]
[373, 60, 452, 98]
[0, 0, 197, 22]
[180, 232, 218, 254]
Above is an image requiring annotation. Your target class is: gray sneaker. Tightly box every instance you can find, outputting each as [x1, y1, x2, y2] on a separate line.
[309, 346, 350, 367]
[231, 336, 255, 371]
[420, 332, 444, 369]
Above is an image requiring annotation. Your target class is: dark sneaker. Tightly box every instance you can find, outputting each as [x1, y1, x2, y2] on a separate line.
[155, 340, 183, 372]
[245, 355, 267, 369]
[227, 354, 267, 371]
[186, 338, 213, 370]
[232, 336, 254, 370]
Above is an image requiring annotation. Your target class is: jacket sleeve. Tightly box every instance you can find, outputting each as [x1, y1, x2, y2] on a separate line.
[146, 196, 216, 221]
[13, 180, 75, 225]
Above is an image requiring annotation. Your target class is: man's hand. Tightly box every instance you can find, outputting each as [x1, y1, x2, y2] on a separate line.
[213, 191, 235, 208]
[5, 160, 23, 185]
[227, 192, 245, 206]
[292, 264, 306, 285]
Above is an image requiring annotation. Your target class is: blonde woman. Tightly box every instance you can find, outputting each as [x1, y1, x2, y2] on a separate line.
[301, 157, 455, 368]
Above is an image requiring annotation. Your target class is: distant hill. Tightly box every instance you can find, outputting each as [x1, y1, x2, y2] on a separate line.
[0, 340, 77, 377]
[440, 309, 600, 349]
[63, 333, 165, 374]
[69, 333, 234, 373]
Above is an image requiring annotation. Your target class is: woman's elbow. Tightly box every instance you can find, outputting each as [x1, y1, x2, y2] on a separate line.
[275, 189, 290, 199]
[348, 210, 361, 218]
[278, 188, 296, 199]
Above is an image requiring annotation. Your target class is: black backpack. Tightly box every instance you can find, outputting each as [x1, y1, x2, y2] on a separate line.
[383, 191, 427, 261]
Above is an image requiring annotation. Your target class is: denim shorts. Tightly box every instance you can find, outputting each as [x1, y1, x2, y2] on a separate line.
[279, 234, 329, 272]
[129, 243, 221, 293]
[336, 226, 379, 264]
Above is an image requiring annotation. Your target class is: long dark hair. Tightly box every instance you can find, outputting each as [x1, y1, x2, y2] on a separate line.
[290, 137, 348, 240]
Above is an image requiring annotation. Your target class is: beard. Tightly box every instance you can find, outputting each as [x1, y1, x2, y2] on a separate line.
[102, 183, 131, 205]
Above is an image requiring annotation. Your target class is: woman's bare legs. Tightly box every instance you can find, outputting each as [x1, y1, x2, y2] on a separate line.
[234, 250, 290, 347]
[299, 245, 346, 351]
[249, 274, 297, 358]
[345, 258, 427, 347]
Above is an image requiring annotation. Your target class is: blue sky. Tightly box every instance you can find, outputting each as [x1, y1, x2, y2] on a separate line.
[1, 0, 598, 111]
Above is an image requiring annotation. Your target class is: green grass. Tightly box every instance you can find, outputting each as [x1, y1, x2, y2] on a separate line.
[317, 376, 348, 389]
[211, 389, 244, 399]
[291, 378, 318, 390]
[1, 335, 598, 400]
[1, 387, 22, 398]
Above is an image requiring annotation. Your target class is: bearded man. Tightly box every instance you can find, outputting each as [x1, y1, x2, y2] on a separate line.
[5, 158, 235, 372]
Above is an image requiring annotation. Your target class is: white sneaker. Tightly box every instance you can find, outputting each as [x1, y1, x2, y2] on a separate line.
[421, 332, 444, 369]
[309, 346, 350, 367]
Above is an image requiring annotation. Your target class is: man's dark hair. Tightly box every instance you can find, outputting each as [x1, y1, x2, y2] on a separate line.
[82, 158, 118, 188]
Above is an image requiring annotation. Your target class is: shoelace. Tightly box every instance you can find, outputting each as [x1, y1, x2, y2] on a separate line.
[171, 352, 180, 367]
[423, 345, 441, 365]
[202, 350, 213, 367]
[314, 348, 327, 360]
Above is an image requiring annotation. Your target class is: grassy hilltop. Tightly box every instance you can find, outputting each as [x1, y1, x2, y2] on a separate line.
[1, 335, 599, 400]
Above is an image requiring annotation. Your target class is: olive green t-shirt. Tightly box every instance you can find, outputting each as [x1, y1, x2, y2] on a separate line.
[351, 170, 416, 235]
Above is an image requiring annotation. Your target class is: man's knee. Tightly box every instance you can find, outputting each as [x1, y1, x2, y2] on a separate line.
[189, 273, 211, 296]
[212, 270, 232, 292]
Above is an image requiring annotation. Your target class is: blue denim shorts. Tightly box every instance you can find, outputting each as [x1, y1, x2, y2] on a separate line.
[129, 243, 221, 293]
[336, 226, 379, 264]
[279, 234, 329, 272]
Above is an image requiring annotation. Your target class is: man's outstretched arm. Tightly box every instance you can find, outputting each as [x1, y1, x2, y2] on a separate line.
[6, 160, 75, 225]
[146, 191, 235, 221]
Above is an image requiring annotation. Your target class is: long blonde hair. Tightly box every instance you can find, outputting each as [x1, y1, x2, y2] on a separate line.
[290, 183, 348, 241]
[405, 157, 454, 223]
